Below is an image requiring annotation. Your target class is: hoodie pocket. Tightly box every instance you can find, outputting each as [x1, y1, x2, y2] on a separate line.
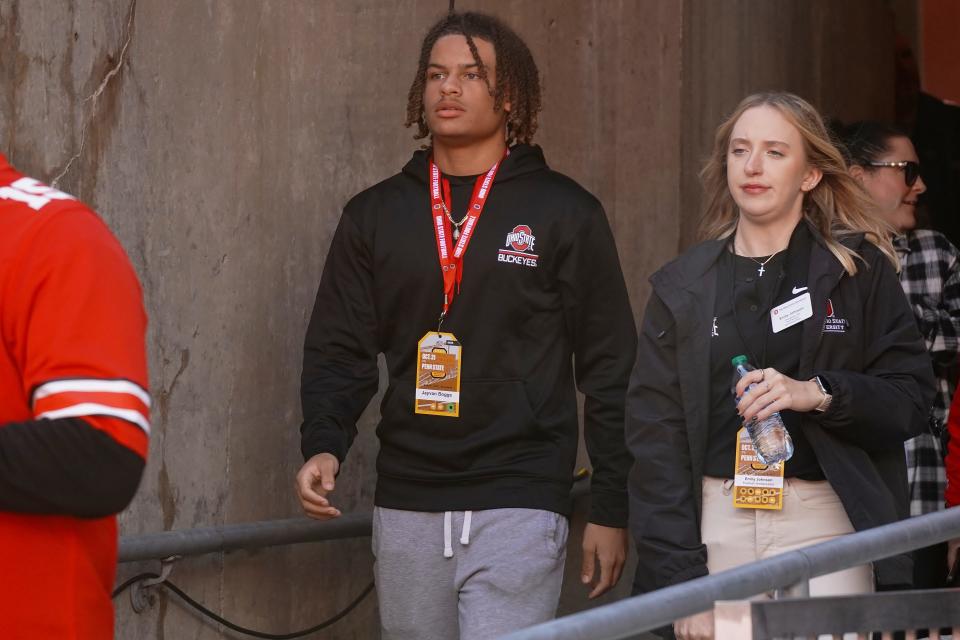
[378, 378, 541, 476]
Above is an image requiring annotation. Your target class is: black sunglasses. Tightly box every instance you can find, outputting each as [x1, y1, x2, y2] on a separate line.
[866, 160, 921, 187]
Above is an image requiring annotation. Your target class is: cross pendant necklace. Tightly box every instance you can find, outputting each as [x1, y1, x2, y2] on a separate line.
[746, 252, 779, 277]
[734, 237, 783, 278]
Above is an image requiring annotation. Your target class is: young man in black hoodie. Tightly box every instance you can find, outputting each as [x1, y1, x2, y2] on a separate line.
[295, 12, 636, 639]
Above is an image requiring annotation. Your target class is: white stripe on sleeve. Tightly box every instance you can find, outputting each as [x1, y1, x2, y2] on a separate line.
[36, 403, 151, 434]
[32, 379, 151, 407]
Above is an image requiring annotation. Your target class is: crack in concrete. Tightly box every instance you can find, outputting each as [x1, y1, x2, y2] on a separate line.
[158, 348, 190, 423]
[51, 0, 136, 189]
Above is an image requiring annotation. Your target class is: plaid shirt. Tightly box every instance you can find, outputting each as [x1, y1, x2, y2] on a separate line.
[894, 229, 960, 514]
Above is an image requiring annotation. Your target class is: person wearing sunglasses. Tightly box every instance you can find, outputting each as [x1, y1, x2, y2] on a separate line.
[868, 159, 921, 188]
[839, 121, 960, 589]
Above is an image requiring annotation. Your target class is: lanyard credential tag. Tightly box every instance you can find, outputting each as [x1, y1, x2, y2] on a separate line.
[419, 151, 506, 418]
[733, 428, 785, 510]
[415, 331, 462, 417]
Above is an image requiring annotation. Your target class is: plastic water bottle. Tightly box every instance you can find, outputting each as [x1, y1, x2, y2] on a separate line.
[730, 355, 794, 464]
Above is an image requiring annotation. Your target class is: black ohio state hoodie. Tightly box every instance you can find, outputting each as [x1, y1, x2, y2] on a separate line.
[300, 144, 636, 526]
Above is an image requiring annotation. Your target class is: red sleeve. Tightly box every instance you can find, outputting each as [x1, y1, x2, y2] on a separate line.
[946, 385, 960, 508]
[7, 206, 149, 459]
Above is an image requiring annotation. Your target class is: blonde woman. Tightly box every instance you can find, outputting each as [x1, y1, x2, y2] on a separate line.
[626, 92, 936, 640]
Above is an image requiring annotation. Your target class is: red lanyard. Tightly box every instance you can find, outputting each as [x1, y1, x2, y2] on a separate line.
[429, 151, 506, 324]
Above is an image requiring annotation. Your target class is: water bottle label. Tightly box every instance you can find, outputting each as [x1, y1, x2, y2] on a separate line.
[732, 428, 785, 510]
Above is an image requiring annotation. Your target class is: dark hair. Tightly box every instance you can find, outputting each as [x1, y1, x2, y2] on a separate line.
[404, 11, 541, 146]
[832, 120, 910, 167]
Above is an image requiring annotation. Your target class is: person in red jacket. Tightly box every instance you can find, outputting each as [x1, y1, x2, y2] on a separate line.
[0, 154, 150, 639]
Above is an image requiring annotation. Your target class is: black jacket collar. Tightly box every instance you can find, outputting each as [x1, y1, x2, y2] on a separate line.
[651, 219, 865, 295]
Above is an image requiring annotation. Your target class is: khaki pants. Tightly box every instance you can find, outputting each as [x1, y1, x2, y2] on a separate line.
[701, 476, 873, 596]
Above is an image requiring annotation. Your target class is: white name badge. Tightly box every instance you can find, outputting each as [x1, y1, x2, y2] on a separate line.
[770, 292, 813, 333]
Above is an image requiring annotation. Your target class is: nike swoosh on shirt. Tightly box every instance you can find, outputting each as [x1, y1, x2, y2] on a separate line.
[792, 286, 808, 294]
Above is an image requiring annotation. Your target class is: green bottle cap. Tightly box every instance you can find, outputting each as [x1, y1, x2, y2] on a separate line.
[731, 355, 749, 366]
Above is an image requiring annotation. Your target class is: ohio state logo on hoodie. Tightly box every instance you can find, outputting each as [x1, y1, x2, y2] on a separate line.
[497, 224, 539, 267]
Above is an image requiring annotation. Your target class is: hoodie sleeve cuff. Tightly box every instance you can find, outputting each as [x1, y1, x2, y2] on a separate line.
[588, 490, 629, 528]
[300, 426, 347, 463]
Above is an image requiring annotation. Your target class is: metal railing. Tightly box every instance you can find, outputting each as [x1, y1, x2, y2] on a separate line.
[118, 490, 960, 639]
[116, 480, 593, 633]
[119, 513, 372, 563]
[118, 480, 591, 563]
[501, 506, 960, 640]
[714, 589, 960, 639]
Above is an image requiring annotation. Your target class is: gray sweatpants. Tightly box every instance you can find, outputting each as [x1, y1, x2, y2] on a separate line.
[372, 507, 569, 640]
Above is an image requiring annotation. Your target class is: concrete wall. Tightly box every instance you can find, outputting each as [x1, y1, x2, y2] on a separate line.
[0, 1, 891, 638]
[679, 0, 896, 247]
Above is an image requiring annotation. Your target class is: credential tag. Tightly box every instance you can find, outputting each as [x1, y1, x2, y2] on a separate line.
[770, 292, 813, 334]
[733, 428, 785, 510]
[414, 331, 462, 417]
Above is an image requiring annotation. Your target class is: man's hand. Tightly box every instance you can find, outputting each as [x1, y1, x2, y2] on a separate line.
[580, 523, 628, 599]
[674, 610, 714, 640]
[295, 453, 341, 519]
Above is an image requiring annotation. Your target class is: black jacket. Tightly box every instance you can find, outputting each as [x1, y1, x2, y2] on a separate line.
[300, 144, 636, 526]
[627, 225, 936, 593]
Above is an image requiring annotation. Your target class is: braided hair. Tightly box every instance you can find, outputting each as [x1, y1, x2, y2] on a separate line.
[404, 11, 541, 146]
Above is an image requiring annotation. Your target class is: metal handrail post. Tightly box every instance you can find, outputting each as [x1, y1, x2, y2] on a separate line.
[774, 579, 809, 599]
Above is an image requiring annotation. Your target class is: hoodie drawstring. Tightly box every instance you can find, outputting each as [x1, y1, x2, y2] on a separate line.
[443, 511, 454, 558]
[443, 510, 473, 558]
[460, 510, 472, 546]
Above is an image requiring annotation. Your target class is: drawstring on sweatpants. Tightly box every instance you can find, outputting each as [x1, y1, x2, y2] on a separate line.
[443, 510, 473, 558]
[443, 511, 453, 558]
[460, 510, 472, 545]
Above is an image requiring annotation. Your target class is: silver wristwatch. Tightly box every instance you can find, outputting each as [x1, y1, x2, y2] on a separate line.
[811, 375, 832, 413]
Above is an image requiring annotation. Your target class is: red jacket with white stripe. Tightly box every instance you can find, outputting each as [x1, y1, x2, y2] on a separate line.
[0, 154, 149, 639]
